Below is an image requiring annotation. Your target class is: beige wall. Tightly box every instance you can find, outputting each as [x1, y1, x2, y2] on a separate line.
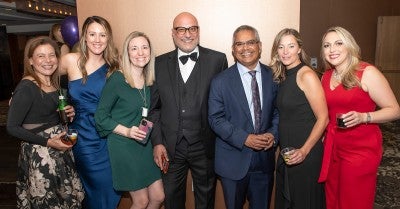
[75, 1, 299, 208]
[76, 0, 299, 65]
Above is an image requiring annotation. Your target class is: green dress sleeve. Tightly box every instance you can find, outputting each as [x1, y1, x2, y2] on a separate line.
[94, 71, 122, 137]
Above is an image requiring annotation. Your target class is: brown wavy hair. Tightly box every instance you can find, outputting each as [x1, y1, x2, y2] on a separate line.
[77, 16, 119, 83]
[23, 36, 60, 89]
[270, 28, 310, 83]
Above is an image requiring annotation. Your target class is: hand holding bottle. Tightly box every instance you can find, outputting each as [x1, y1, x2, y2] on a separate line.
[64, 105, 76, 122]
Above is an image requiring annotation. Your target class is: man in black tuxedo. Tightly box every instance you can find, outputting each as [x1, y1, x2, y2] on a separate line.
[149, 12, 228, 209]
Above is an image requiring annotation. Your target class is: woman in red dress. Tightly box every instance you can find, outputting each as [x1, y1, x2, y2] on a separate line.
[318, 26, 400, 209]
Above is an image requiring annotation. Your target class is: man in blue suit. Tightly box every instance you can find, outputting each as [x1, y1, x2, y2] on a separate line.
[208, 25, 279, 209]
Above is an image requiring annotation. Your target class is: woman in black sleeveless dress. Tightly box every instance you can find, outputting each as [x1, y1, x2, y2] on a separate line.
[270, 28, 328, 209]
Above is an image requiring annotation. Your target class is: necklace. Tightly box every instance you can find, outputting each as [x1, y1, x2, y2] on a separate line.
[138, 85, 149, 117]
[138, 85, 147, 108]
[333, 70, 342, 81]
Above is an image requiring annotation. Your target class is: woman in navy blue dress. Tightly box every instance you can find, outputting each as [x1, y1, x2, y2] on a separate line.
[60, 16, 121, 208]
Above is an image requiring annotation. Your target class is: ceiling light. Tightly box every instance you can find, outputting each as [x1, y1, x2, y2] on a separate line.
[15, 0, 76, 18]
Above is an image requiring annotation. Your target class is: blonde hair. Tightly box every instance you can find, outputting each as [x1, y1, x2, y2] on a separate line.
[270, 28, 310, 83]
[78, 16, 119, 83]
[23, 36, 60, 90]
[120, 31, 155, 87]
[321, 26, 361, 89]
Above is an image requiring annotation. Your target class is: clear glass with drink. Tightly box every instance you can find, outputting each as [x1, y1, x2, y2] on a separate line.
[280, 147, 295, 164]
[62, 129, 78, 145]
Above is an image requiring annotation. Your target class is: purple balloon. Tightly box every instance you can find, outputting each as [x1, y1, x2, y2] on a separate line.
[61, 16, 79, 48]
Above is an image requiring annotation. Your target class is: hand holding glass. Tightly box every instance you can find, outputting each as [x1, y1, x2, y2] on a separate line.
[62, 129, 78, 145]
[336, 113, 346, 128]
[280, 147, 295, 164]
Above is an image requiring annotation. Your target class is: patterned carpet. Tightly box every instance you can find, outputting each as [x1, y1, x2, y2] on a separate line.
[376, 120, 400, 209]
[0, 100, 399, 208]
[0, 100, 8, 126]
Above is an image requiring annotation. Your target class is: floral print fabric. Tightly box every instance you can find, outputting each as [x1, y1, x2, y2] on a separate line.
[17, 125, 84, 209]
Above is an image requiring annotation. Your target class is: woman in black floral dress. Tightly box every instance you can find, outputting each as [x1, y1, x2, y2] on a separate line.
[7, 36, 84, 208]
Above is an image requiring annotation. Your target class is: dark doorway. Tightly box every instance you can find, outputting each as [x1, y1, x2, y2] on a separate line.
[0, 26, 13, 100]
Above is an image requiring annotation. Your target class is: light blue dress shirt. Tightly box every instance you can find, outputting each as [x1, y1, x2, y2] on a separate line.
[237, 62, 263, 126]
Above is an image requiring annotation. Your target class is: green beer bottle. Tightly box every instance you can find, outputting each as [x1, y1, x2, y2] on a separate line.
[58, 94, 69, 125]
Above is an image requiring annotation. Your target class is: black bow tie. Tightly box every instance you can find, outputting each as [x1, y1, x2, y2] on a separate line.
[179, 52, 198, 64]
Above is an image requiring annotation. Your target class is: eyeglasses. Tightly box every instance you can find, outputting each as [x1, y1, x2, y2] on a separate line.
[234, 40, 259, 48]
[174, 26, 199, 35]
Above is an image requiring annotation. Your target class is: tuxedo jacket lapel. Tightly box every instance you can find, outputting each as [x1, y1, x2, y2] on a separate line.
[170, 46, 208, 109]
[197, 47, 208, 108]
[166, 51, 181, 109]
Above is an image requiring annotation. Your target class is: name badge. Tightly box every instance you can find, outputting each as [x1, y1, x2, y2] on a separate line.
[142, 107, 148, 117]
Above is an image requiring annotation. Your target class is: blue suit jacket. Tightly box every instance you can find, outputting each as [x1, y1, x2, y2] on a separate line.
[208, 62, 279, 180]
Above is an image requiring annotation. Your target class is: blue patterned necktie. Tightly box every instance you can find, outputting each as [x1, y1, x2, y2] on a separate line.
[249, 71, 261, 133]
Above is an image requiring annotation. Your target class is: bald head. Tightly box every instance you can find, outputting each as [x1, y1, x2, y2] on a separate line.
[171, 12, 200, 53]
[173, 12, 198, 28]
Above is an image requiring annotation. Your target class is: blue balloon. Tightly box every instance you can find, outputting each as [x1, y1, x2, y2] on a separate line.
[61, 16, 79, 48]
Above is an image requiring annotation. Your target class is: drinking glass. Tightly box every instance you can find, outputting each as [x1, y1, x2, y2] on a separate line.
[62, 129, 78, 145]
[280, 147, 295, 164]
[336, 113, 346, 128]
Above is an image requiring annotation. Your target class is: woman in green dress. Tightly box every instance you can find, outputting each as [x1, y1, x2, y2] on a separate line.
[95, 31, 164, 209]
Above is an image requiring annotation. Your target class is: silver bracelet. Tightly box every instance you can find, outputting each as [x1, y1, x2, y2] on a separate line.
[366, 112, 371, 124]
